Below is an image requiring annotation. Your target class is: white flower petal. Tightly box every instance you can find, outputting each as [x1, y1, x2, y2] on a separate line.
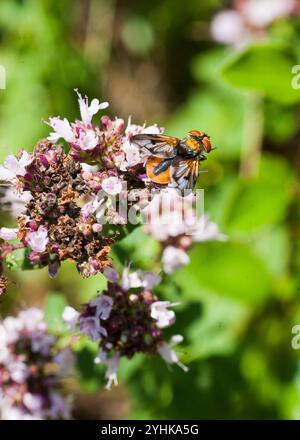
[162, 246, 190, 274]
[211, 10, 246, 45]
[75, 90, 109, 125]
[46, 117, 75, 143]
[102, 176, 123, 195]
[62, 306, 80, 331]
[0, 227, 18, 240]
[28, 226, 49, 253]
[95, 352, 120, 390]
[150, 301, 179, 328]
[0, 165, 15, 181]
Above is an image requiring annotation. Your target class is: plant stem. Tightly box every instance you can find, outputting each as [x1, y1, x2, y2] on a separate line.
[240, 93, 264, 179]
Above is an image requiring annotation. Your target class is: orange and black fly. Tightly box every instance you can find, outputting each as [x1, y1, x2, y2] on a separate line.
[131, 130, 212, 191]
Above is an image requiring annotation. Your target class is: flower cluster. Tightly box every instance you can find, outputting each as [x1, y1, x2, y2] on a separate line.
[142, 189, 225, 273]
[0, 89, 224, 281]
[0, 308, 73, 420]
[46, 90, 161, 173]
[0, 90, 225, 394]
[63, 267, 187, 389]
[0, 141, 113, 277]
[211, 0, 300, 47]
[0, 91, 163, 278]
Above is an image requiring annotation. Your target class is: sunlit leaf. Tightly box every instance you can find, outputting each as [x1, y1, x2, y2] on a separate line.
[44, 292, 68, 333]
[221, 42, 300, 104]
[174, 242, 271, 304]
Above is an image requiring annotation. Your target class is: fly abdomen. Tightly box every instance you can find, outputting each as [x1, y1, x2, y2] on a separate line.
[153, 158, 173, 175]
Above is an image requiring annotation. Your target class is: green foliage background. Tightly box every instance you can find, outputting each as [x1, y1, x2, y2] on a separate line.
[1, 0, 300, 420]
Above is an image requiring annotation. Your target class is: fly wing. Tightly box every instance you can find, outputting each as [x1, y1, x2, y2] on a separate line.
[131, 134, 179, 159]
[171, 157, 199, 190]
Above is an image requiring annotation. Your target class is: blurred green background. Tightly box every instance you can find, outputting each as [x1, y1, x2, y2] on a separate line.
[1, 0, 300, 420]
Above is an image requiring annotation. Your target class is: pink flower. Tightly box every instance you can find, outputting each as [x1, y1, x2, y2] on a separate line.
[0, 227, 18, 240]
[0, 151, 32, 181]
[62, 306, 80, 331]
[92, 223, 102, 233]
[54, 348, 75, 377]
[162, 246, 190, 274]
[1, 188, 32, 216]
[75, 89, 109, 125]
[125, 121, 161, 138]
[0, 308, 73, 420]
[0, 404, 29, 421]
[102, 176, 123, 195]
[64, 296, 113, 340]
[81, 196, 105, 218]
[28, 226, 49, 253]
[8, 360, 29, 384]
[46, 117, 75, 143]
[81, 163, 99, 172]
[3, 317, 23, 343]
[122, 139, 144, 169]
[211, 1, 297, 48]
[142, 189, 194, 240]
[72, 266, 186, 388]
[121, 267, 161, 290]
[241, 0, 295, 28]
[31, 334, 55, 356]
[210, 10, 247, 45]
[23, 393, 44, 413]
[90, 295, 113, 320]
[122, 122, 162, 170]
[79, 316, 107, 340]
[143, 189, 225, 244]
[121, 268, 141, 290]
[141, 124, 161, 134]
[104, 266, 119, 283]
[189, 215, 227, 242]
[142, 272, 162, 289]
[46, 392, 72, 420]
[18, 308, 47, 333]
[157, 335, 188, 372]
[77, 129, 99, 151]
[94, 352, 120, 390]
[151, 301, 179, 328]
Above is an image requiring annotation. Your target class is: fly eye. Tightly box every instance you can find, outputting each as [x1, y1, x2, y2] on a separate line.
[189, 129, 202, 137]
[202, 137, 211, 153]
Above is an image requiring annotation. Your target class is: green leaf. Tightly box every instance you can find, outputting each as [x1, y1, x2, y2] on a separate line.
[174, 242, 271, 305]
[191, 47, 231, 85]
[112, 227, 160, 270]
[44, 292, 68, 333]
[223, 154, 294, 238]
[166, 88, 247, 159]
[250, 225, 290, 277]
[259, 153, 296, 189]
[53, 260, 107, 304]
[75, 343, 103, 392]
[5, 248, 33, 271]
[224, 181, 287, 236]
[187, 294, 250, 359]
[221, 42, 300, 104]
[264, 101, 298, 143]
